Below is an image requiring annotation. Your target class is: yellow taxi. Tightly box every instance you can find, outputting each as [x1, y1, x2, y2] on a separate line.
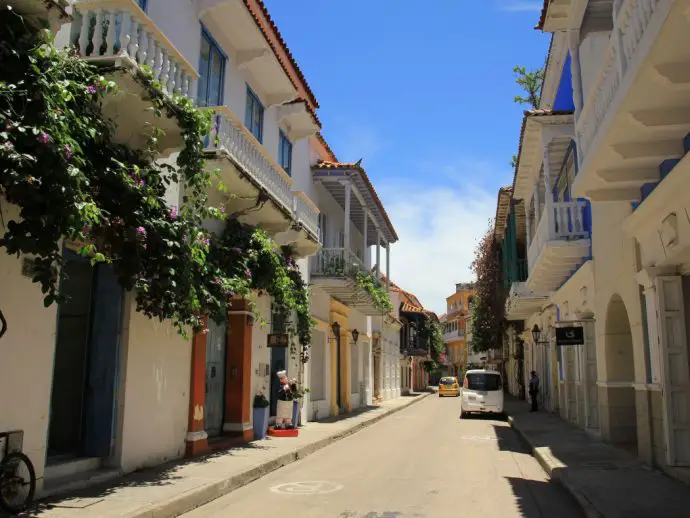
[438, 376, 460, 397]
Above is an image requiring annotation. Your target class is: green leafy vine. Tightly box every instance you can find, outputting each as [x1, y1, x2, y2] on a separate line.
[0, 10, 314, 356]
[355, 270, 393, 313]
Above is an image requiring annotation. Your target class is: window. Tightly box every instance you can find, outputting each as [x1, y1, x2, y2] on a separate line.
[278, 130, 292, 176]
[137, 0, 147, 10]
[197, 29, 225, 108]
[465, 373, 502, 391]
[245, 87, 264, 142]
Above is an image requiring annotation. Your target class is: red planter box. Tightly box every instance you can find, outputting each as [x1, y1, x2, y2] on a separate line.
[267, 427, 299, 437]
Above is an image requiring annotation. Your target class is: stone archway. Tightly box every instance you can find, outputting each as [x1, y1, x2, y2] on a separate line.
[603, 294, 638, 453]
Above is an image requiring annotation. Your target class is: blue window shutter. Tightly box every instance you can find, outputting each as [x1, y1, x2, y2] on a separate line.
[138, 0, 147, 12]
[83, 264, 124, 458]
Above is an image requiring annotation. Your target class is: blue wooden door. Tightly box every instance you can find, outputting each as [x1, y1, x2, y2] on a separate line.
[205, 319, 227, 437]
[83, 263, 123, 458]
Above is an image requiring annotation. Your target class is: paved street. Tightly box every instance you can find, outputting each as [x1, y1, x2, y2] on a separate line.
[182, 396, 584, 518]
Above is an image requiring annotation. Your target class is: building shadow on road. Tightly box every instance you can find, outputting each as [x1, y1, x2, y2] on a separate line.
[505, 476, 584, 518]
[17, 439, 274, 517]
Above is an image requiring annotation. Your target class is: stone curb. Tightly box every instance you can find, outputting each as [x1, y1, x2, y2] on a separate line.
[507, 415, 604, 518]
[132, 392, 432, 518]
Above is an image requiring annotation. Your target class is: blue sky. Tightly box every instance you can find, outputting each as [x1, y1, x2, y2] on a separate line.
[265, 0, 550, 313]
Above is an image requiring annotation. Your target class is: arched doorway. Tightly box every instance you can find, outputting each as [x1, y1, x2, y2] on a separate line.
[604, 294, 638, 454]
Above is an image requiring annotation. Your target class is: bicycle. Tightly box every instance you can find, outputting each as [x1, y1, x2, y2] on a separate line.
[0, 431, 36, 514]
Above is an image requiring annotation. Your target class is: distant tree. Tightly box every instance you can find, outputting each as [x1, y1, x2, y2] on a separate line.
[512, 65, 545, 110]
[509, 65, 545, 168]
[470, 222, 504, 352]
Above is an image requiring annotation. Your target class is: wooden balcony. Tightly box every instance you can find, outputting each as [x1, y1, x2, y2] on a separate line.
[310, 248, 382, 315]
[505, 282, 550, 321]
[69, 0, 198, 154]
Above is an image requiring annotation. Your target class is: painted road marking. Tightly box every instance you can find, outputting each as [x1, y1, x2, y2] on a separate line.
[270, 481, 344, 495]
[458, 435, 497, 441]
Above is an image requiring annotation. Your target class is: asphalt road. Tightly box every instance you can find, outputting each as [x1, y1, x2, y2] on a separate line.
[182, 394, 584, 518]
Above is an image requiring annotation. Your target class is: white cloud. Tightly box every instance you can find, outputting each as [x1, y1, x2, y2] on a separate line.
[495, 0, 542, 12]
[377, 179, 496, 315]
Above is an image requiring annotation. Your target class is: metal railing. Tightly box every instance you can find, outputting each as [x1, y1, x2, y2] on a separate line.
[72, 0, 198, 98]
[311, 248, 365, 277]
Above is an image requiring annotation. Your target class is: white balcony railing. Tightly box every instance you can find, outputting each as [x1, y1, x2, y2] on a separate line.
[293, 192, 320, 240]
[527, 200, 588, 273]
[311, 248, 365, 277]
[576, 0, 661, 163]
[72, 0, 198, 98]
[208, 106, 294, 213]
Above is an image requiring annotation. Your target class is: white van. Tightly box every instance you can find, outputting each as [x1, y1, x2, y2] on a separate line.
[460, 369, 504, 418]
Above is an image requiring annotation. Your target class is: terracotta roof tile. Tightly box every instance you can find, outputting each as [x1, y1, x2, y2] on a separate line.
[284, 97, 321, 128]
[316, 133, 337, 162]
[315, 160, 398, 242]
[536, 0, 550, 30]
[243, 0, 319, 109]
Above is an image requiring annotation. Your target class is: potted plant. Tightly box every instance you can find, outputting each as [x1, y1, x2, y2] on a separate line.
[252, 392, 270, 440]
[289, 379, 310, 427]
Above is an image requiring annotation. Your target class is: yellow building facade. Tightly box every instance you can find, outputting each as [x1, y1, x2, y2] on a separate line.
[441, 283, 475, 376]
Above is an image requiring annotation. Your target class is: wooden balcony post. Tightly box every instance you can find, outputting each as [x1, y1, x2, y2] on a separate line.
[376, 231, 381, 278]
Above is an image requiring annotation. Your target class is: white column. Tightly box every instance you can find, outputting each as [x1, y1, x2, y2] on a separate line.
[363, 210, 369, 268]
[385, 240, 390, 288]
[542, 140, 555, 239]
[344, 182, 351, 254]
[568, 30, 584, 117]
[376, 231, 381, 278]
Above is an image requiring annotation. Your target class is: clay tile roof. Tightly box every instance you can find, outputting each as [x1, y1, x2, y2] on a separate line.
[401, 302, 426, 314]
[243, 0, 319, 109]
[316, 133, 337, 162]
[536, 0, 550, 30]
[284, 97, 322, 127]
[315, 160, 399, 242]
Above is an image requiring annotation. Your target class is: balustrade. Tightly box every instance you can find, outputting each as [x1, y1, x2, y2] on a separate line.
[527, 200, 588, 273]
[208, 107, 294, 213]
[576, 0, 661, 163]
[72, 0, 197, 98]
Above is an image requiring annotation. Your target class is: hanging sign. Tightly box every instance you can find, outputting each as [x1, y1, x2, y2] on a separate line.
[555, 326, 584, 346]
[267, 333, 289, 347]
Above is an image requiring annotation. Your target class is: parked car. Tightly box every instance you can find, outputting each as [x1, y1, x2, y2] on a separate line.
[460, 369, 504, 418]
[438, 376, 460, 397]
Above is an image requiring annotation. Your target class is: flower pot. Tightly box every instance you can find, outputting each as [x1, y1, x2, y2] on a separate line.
[291, 400, 301, 427]
[276, 399, 293, 426]
[253, 406, 269, 440]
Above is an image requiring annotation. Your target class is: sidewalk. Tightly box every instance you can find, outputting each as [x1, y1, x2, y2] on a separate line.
[505, 397, 690, 518]
[24, 393, 430, 518]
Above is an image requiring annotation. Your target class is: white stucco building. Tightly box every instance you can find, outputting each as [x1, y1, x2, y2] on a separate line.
[501, 0, 690, 479]
[0, 0, 402, 500]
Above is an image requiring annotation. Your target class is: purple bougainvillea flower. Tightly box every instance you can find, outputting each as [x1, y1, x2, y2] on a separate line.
[86, 85, 97, 94]
[136, 226, 147, 238]
[4, 142, 14, 151]
[37, 132, 49, 144]
[169, 206, 178, 219]
[64, 144, 72, 160]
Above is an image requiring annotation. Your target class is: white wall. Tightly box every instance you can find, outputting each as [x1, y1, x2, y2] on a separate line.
[0, 204, 58, 490]
[579, 32, 611, 104]
[117, 298, 191, 472]
[250, 295, 271, 414]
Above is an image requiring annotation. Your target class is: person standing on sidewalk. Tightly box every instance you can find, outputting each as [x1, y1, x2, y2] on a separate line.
[528, 371, 540, 412]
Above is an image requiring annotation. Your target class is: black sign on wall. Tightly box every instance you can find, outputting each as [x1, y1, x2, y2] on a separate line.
[555, 326, 584, 346]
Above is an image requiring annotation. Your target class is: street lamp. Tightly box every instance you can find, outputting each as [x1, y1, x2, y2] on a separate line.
[531, 324, 541, 344]
[331, 321, 341, 337]
[351, 328, 359, 344]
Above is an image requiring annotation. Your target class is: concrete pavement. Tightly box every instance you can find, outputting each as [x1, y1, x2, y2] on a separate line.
[25, 394, 430, 518]
[180, 394, 583, 517]
[506, 397, 690, 518]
